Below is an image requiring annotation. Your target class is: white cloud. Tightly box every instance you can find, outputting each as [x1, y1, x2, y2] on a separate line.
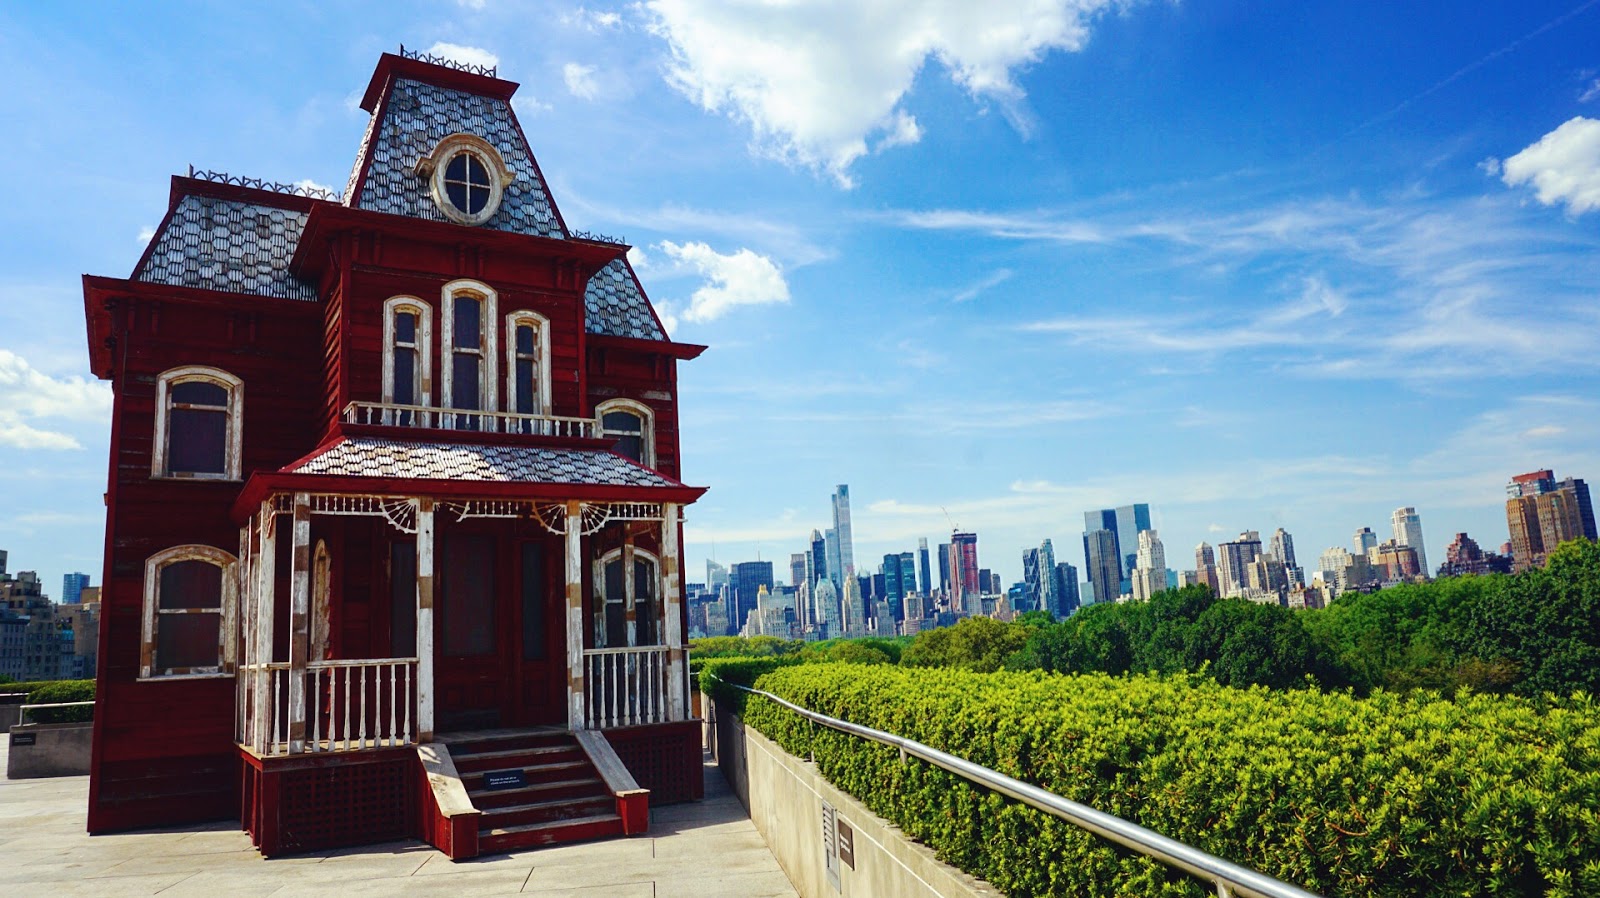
[1520, 424, 1566, 439]
[952, 268, 1014, 303]
[563, 63, 600, 100]
[136, 225, 155, 243]
[626, 245, 650, 272]
[293, 178, 336, 197]
[563, 6, 623, 30]
[1579, 78, 1600, 104]
[1500, 116, 1600, 216]
[0, 350, 111, 451]
[643, 0, 1124, 187]
[656, 240, 789, 328]
[424, 42, 500, 72]
[511, 95, 553, 117]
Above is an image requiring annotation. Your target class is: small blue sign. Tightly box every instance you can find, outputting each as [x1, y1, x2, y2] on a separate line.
[484, 770, 527, 790]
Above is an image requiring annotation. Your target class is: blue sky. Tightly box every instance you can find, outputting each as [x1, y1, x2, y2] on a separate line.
[2, 1, 1599, 596]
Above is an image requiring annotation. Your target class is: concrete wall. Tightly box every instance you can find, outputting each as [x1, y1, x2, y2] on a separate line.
[8, 723, 93, 779]
[0, 693, 26, 733]
[708, 694, 999, 898]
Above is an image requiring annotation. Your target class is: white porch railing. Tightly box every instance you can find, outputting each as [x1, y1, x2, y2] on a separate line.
[343, 401, 597, 439]
[239, 658, 418, 756]
[583, 646, 671, 729]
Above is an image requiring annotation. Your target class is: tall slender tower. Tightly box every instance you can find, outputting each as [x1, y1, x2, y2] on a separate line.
[1270, 528, 1304, 587]
[832, 485, 855, 580]
[917, 538, 932, 597]
[1391, 507, 1428, 578]
[809, 529, 827, 587]
[1194, 542, 1219, 594]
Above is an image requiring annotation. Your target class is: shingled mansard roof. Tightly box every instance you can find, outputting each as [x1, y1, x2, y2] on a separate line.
[135, 196, 316, 302]
[289, 438, 678, 488]
[133, 62, 666, 340]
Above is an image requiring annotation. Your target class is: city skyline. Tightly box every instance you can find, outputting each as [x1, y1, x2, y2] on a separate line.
[3, 3, 1600, 594]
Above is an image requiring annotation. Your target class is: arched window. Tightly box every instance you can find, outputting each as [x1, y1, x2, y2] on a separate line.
[141, 545, 237, 678]
[504, 310, 551, 418]
[595, 398, 654, 468]
[382, 297, 433, 418]
[440, 280, 499, 426]
[593, 547, 659, 648]
[152, 367, 243, 480]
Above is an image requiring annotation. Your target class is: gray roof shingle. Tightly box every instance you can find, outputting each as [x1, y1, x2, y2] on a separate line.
[135, 196, 316, 301]
[583, 258, 666, 341]
[349, 78, 565, 239]
[289, 438, 675, 488]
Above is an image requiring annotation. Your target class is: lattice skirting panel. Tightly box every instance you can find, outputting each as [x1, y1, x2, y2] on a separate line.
[603, 721, 704, 804]
[242, 748, 417, 856]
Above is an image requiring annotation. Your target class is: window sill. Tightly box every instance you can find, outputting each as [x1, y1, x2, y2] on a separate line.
[137, 671, 235, 682]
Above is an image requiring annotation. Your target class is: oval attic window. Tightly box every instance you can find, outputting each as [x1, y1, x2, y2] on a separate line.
[422, 134, 511, 226]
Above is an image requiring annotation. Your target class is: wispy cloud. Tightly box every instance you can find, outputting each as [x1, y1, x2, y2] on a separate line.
[563, 62, 600, 100]
[952, 268, 1014, 303]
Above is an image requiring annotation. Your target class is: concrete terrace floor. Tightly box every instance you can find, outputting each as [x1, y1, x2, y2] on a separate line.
[0, 741, 799, 897]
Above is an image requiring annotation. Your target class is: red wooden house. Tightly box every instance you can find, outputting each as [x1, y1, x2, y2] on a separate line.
[81, 49, 706, 858]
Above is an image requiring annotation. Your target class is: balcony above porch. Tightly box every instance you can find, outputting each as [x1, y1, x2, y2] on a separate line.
[343, 400, 598, 441]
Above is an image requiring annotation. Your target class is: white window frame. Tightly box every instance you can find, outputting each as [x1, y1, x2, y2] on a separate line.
[414, 134, 516, 227]
[381, 296, 434, 408]
[593, 546, 661, 648]
[504, 310, 552, 417]
[595, 398, 654, 468]
[439, 279, 500, 418]
[140, 545, 238, 680]
[151, 366, 243, 481]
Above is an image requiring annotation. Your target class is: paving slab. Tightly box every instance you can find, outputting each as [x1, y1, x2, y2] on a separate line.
[0, 741, 797, 897]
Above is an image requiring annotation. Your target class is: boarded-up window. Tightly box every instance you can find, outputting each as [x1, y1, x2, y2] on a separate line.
[166, 380, 231, 475]
[143, 546, 235, 678]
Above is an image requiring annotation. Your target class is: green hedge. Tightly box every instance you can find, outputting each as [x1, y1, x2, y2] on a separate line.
[3, 679, 96, 724]
[737, 664, 1600, 898]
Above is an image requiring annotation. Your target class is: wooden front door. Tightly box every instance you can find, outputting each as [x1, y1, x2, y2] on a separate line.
[435, 529, 567, 730]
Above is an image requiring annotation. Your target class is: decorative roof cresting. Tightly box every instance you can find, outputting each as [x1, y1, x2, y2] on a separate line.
[187, 166, 341, 202]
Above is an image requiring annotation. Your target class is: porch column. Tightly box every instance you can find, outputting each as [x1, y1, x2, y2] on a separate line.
[287, 493, 311, 754]
[661, 503, 686, 721]
[416, 498, 436, 742]
[565, 500, 586, 731]
[255, 501, 276, 754]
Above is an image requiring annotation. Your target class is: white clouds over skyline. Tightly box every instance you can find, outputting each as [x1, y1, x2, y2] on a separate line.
[643, 0, 1125, 186]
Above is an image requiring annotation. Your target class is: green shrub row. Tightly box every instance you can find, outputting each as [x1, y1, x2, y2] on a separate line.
[733, 663, 1600, 898]
[2, 679, 96, 724]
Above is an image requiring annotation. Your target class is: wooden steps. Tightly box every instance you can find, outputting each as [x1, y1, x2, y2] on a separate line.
[445, 731, 630, 854]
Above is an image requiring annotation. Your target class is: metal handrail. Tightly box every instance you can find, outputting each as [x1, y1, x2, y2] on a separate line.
[18, 700, 95, 726]
[710, 674, 1323, 898]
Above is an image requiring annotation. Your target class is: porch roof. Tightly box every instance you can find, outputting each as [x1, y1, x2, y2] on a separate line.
[232, 437, 706, 520]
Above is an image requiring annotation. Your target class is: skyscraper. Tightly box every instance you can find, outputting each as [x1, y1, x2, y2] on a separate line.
[1216, 531, 1263, 598]
[1353, 527, 1377, 556]
[809, 529, 828, 587]
[882, 553, 905, 620]
[917, 538, 932, 598]
[937, 542, 951, 594]
[1114, 504, 1152, 593]
[950, 533, 979, 607]
[1132, 530, 1167, 601]
[1270, 528, 1304, 587]
[831, 485, 855, 580]
[1194, 542, 1219, 594]
[731, 561, 774, 633]
[1037, 539, 1056, 611]
[789, 553, 807, 592]
[825, 528, 841, 587]
[1506, 469, 1596, 571]
[1390, 507, 1428, 579]
[706, 560, 729, 591]
[1051, 562, 1080, 617]
[1084, 528, 1121, 604]
[62, 573, 91, 606]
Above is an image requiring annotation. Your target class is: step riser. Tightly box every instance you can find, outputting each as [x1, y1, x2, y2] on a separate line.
[462, 762, 591, 790]
[470, 781, 610, 808]
[480, 818, 624, 853]
[446, 735, 573, 755]
[454, 749, 585, 774]
[481, 798, 615, 830]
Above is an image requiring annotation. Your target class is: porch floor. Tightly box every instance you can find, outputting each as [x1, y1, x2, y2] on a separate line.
[0, 741, 797, 897]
